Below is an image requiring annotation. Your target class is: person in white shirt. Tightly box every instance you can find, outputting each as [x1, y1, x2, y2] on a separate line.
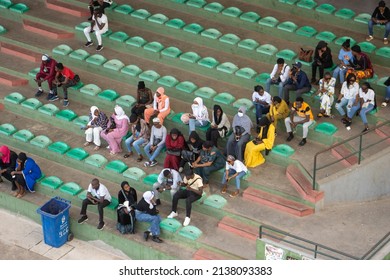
[265, 58, 291, 98]
[252, 85, 272, 130]
[221, 155, 248, 198]
[78, 178, 112, 230]
[188, 97, 210, 134]
[335, 73, 359, 124]
[317, 72, 336, 118]
[83, 7, 108, 51]
[152, 168, 182, 205]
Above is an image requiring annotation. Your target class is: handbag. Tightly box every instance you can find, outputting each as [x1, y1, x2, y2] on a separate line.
[299, 48, 313, 62]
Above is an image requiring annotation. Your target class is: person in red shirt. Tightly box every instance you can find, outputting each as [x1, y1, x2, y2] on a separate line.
[164, 128, 186, 170]
[49, 63, 79, 107]
[34, 54, 57, 98]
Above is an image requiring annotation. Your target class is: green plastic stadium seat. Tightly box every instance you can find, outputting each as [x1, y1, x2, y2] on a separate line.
[139, 70, 160, 82]
[235, 67, 257, 79]
[296, 0, 317, 9]
[73, 115, 89, 127]
[315, 3, 336, 14]
[75, 22, 90, 31]
[40, 176, 63, 190]
[256, 44, 278, 56]
[101, 29, 112, 38]
[376, 46, 390, 58]
[60, 182, 82, 196]
[55, 109, 77, 122]
[363, 73, 378, 83]
[296, 26, 317, 37]
[165, 18, 186, 29]
[66, 148, 89, 161]
[204, 2, 224, 13]
[219, 33, 240, 45]
[271, 144, 295, 157]
[69, 49, 89, 60]
[240, 11, 261, 23]
[71, 81, 84, 90]
[143, 173, 159, 186]
[186, 0, 206, 8]
[13, 129, 34, 142]
[354, 13, 371, 24]
[277, 21, 298, 32]
[21, 98, 42, 110]
[314, 122, 338, 135]
[315, 31, 336, 42]
[197, 57, 219, 68]
[171, 112, 184, 124]
[161, 46, 182, 58]
[335, 36, 356, 46]
[52, 44, 73, 56]
[335, 8, 356, 19]
[85, 154, 108, 168]
[358, 42, 377, 53]
[114, 4, 134, 14]
[38, 104, 60, 116]
[0, 0, 12, 9]
[255, 73, 271, 84]
[183, 23, 204, 34]
[86, 54, 107, 65]
[48, 141, 71, 155]
[131, 9, 151, 19]
[232, 98, 253, 110]
[178, 225, 202, 240]
[176, 81, 198, 93]
[279, 0, 298, 4]
[203, 194, 227, 209]
[105, 160, 128, 173]
[4, 92, 26, 104]
[9, 3, 29, 13]
[123, 167, 146, 181]
[109, 31, 129, 42]
[201, 28, 222, 39]
[98, 89, 120, 101]
[238, 39, 260, 50]
[258, 16, 279, 27]
[80, 84, 101, 96]
[157, 75, 179, 88]
[159, 218, 182, 233]
[213, 92, 236, 105]
[77, 190, 88, 201]
[143, 41, 164, 53]
[116, 95, 136, 108]
[216, 62, 239, 74]
[221, 7, 242, 17]
[28, 68, 40, 78]
[0, 123, 17, 136]
[180, 51, 201, 63]
[107, 197, 119, 210]
[376, 76, 389, 87]
[194, 87, 217, 99]
[148, 13, 169, 24]
[103, 59, 125, 71]
[125, 36, 147, 47]
[121, 64, 142, 76]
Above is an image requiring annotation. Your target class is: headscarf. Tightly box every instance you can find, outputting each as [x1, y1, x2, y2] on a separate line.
[258, 116, 271, 140]
[192, 97, 204, 118]
[156, 87, 165, 95]
[114, 105, 130, 122]
[88, 106, 99, 125]
[213, 104, 223, 125]
[232, 106, 252, 134]
[0, 145, 11, 164]
[143, 191, 155, 209]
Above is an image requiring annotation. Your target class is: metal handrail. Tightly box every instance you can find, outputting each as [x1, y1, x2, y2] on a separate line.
[312, 120, 390, 190]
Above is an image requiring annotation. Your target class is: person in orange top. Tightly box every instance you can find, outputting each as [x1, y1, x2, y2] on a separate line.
[284, 96, 314, 146]
[144, 87, 171, 125]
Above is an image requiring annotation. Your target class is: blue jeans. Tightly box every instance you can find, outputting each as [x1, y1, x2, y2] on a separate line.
[135, 210, 161, 236]
[221, 169, 246, 190]
[335, 97, 354, 116]
[368, 20, 390, 38]
[359, 104, 374, 125]
[265, 78, 285, 98]
[386, 86, 390, 100]
[347, 103, 361, 119]
[253, 103, 270, 124]
[189, 119, 209, 133]
[125, 136, 146, 155]
[144, 143, 165, 161]
[332, 67, 347, 84]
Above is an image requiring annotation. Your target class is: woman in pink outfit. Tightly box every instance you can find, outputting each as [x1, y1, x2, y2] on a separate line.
[101, 105, 130, 155]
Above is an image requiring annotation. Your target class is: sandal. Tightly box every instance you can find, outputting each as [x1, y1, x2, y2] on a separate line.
[93, 146, 100, 151]
[221, 184, 227, 194]
[123, 152, 133, 158]
[17, 192, 25, 198]
[136, 155, 143, 162]
[84, 142, 91, 147]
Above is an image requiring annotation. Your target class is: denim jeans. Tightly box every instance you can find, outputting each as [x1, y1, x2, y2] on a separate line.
[144, 143, 165, 161]
[346, 104, 361, 119]
[332, 67, 347, 84]
[386, 86, 390, 100]
[359, 104, 374, 124]
[265, 78, 285, 98]
[135, 210, 162, 236]
[253, 103, 270, 124]
[189, 119, 209, 134]
[368, 20, 390, 38]
[335, 97, 354, 116]
[221, 169, 247, 190]
[125, 136, 146, 155]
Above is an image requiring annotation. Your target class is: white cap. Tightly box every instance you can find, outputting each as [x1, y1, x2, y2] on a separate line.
[42, 54, 49, 61]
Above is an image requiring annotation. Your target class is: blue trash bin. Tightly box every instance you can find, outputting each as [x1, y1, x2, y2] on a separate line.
[36, 196, 71, 248]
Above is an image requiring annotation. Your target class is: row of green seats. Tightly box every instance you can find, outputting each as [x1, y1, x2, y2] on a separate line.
[0, 0, 29, 13]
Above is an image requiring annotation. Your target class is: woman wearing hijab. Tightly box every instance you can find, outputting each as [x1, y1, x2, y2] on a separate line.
[345, 45, 374, 81]
[11, 152, 42, 198]
[101, 105, 130, 155]
[123, 113, 150, 162]
[206, 104, 231, 147]
[311, 40, 333, 84]
[244, 117, 276, 168]
[135, 191, 163, 243]
[84, 106, 108, 150]
[179, 131, 204, 173]
[116, 181, 138, 234]
[187, 97, 210, 133]
[0, 145, 18, 186]
[164, 128, 186, 170]
[226, 106, 253, 162]
[144, 87, 170, 125]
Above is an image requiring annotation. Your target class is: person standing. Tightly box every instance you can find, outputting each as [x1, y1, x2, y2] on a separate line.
[265, 58, 290, 98]
[34, 54, 57, 98]
[366, 0, 390, 45]
[50, 62, 79, 107]
[84, 7, 109, 51]
[221, 155, 248, 198]
[283, 62, 311, 105]
[83, 106, 109, 150]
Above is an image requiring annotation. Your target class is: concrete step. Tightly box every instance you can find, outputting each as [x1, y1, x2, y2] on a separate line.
[193, 247, 239, 260]
[217, 216, 258, 241]
[0, 71, 28, 86]
[331, 144, 359, 167]
[375, 123, 390, 145]
[45, 0, 90, 18]
[0, 42, 41, 63]
[23, 19, 74, 40]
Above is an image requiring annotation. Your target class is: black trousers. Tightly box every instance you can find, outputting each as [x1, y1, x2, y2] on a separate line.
[206, 128, 220, 147]
[80, 198, 111, 223]
[171, 189, 201, 218]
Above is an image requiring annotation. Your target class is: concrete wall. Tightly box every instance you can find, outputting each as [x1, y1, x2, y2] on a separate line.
[319, 146, 390, 205]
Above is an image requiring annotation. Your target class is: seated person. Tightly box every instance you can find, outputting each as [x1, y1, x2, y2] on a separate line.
[335, 73, 360, 123]
[0, 145, 18, 188]
[11, 152, 42, 198]
[333, 39, 354, 85]
[143, 118, 167, 167]
[192, 141, 225, 188]
[181, 97, 210, 134]
[206, 105, 231, 147]
[179, 131, 204, 173]
[131, 81, 153, 118]
[116, 181, 137, 234]
[221, 155, 248, 198]
[317, 72, 336, 118]
[244, 116, 276, 168]
[144, 87, 171, 125]
[164, 128, 186, 170]
[345, 45, 374, 81]
[366, 1, 390, 45]
[167, 169, 203, 227]
[311, 41, 333, 84]
[152, 168, 182, 205]
[34, 54, 57, 98]
[283, 62, 311, 105]
[265, 58, 290, 98]
[124, 114, 150, 162]
[135, 191, 163, 243]
[83, 105, 108, 151]
[83, 7, 109, 51]
[50, 62, 79, 107]
[252, 85, 272, 127]
[266, 96, 290, 129]
[381, 77, 390, 106]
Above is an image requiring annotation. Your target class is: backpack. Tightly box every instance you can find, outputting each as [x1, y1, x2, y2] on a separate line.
[116, 205, 136, 234]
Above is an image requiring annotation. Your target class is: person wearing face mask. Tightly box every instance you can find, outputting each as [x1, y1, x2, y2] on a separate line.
[152, 168, 182, 205]
[335, 73, 360, 124]
[317, 72, 336, 118]
[144, 87, 171, 125]
[181, 97, 210, 134]
[164, 128, 186, 170]
[226, 106, 253, 162]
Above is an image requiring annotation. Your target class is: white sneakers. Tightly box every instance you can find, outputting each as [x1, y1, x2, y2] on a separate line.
[167, 212, 191, 226]
[167, 211, 178, 218]
[183, 217, 191, 227]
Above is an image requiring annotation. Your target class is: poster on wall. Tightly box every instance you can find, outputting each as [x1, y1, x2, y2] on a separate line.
[265, 244, 284, 260]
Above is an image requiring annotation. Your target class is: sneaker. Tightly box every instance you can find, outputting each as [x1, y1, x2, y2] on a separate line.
[152, 236, 163, 243]
[85, 41, 93, 47]
[384, 38, 388, 45]
[97, 221, 105, 230]
[286, 133, 294, 142]
[46, 93, 54, 100]
[96, 45, 104, 52]
[382, 102, 388, 107]
[35, 89, 43, 97]
[167, 211, 178, 219]
[49, 95, 59, 102]
[366, 35, 374, 42]
[150, 160, 158, 167]
[362, 128, 369, 133]
[183, 217, 191, 227]
[63, 100, 69, 107]
[78, 215, 88, 224]
[143, 230, 150, 241]
[299, 139, 307, 146]
[229, 190, 239, 198]
[221, 184, 227, 194]
[143, 161, 150, 167]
